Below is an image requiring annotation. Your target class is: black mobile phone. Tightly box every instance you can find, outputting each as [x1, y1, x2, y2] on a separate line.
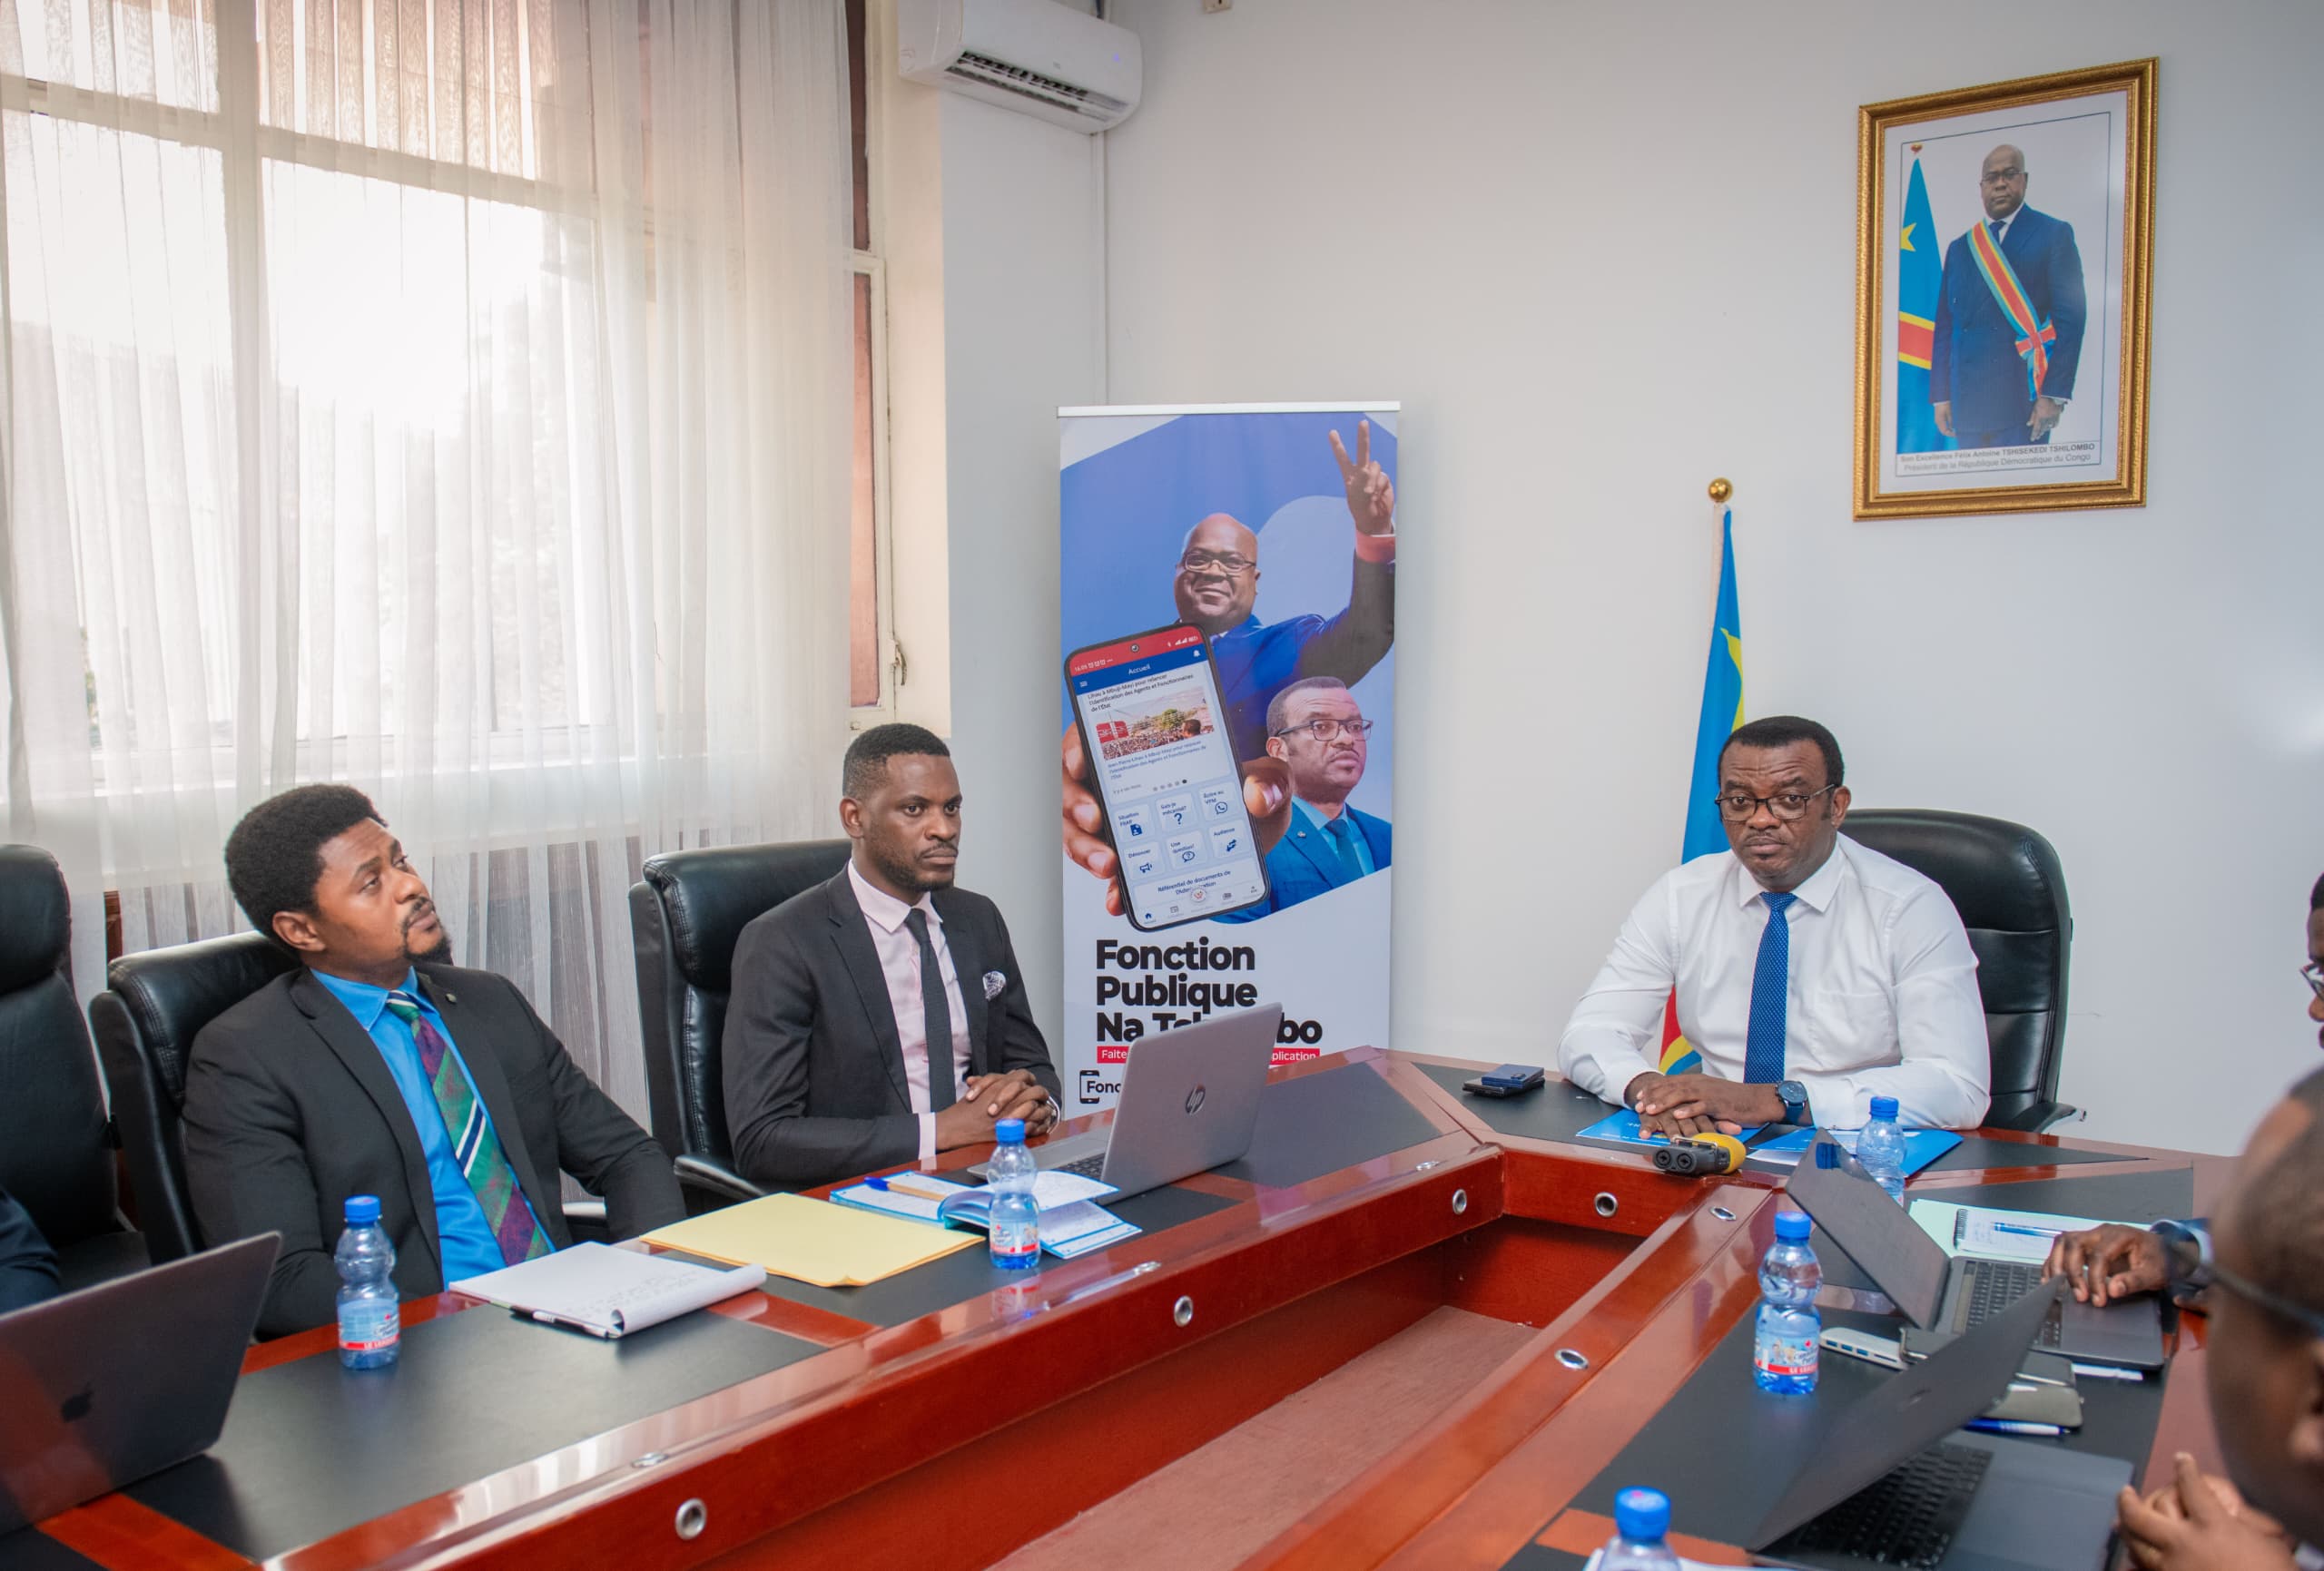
[1463, 1063, 1546, 1098]
[1064, 623, 1271, 930]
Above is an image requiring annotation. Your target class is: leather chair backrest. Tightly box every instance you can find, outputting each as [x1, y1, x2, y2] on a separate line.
[630, 840, 852, 1164]
[1842, 810, 2072, 1128]
[0, 844, 119, 1249]
[91, 932, 299, 1263]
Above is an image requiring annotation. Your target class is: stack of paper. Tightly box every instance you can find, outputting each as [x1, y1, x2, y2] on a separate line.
[643, 1193, 980, 1287]
[1908, 1198, 2116, 1262]
[831, 1171, 1141, 1260]
[449, 1242, 766, 1338]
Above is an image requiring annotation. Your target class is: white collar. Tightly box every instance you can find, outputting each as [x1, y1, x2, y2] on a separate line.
[847, 859, 938, 937]
[1733, 835, 1850, 915]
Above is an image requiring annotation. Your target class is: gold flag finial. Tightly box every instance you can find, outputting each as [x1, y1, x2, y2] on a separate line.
[1708, 477, 1732, 504]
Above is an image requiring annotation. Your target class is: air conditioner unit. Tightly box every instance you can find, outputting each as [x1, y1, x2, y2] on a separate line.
[897, 0, 1142, 133]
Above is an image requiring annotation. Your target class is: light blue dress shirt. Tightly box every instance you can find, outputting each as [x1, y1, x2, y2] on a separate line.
[1293, 796, 1376, 878]
[313, 967, 510, 1284]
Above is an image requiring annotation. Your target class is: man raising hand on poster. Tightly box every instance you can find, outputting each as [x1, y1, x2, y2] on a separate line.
[1061, 420, 1395, 916]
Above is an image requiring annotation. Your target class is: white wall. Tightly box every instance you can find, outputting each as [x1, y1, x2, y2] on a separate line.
[938, 93, 1101, 1057]
[1069, 0, 2324, 1154]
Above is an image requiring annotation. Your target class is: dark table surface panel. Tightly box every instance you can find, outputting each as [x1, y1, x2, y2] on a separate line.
[124, 1305, 822, 1562]
[750, 1183, 1240, 1327]
[0, 1532, 107, 1571]
[1216, 1062, 1447, 1189]
[1953, 1167, 2198, 1225]
[1921, 1134, 2133, 1172]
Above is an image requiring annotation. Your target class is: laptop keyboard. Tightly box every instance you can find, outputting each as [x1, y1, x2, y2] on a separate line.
[1052, 1154, 1108, 1180]
[1959, 1258, 2062, 1348]
[1779, 1439, 1994, 1571]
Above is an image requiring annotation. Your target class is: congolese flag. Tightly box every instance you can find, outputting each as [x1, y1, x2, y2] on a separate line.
[1895, 148, 1955, 455]
[1659, 507, 1743, 1075]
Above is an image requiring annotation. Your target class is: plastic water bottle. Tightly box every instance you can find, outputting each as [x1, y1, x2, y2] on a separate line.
[1600, 1486, 1680, 1569]
[1856, 1095, 1908, 1206]
[335, 1194, 399, 1370]
[986, 1118, 1040, 1271]
[1753, 1211, 1821, 1395]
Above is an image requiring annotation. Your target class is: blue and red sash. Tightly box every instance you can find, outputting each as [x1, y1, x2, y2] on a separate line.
[1966, 219, 2056, 398]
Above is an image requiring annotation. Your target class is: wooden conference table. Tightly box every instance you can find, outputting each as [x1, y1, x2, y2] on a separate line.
[3, 1048, 2227, 1571]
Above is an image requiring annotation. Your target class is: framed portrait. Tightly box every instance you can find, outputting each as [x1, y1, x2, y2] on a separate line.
[1854, 59, 2155, 518]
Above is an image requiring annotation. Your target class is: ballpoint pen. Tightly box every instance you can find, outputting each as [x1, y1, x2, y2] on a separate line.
[1965, 1418, 2064, 1438]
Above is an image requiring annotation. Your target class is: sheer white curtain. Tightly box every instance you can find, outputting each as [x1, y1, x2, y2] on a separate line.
[0, 0, 852, 1116]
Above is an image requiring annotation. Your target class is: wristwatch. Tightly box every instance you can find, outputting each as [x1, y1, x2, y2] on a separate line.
[1777, 1080, 1810, 1124]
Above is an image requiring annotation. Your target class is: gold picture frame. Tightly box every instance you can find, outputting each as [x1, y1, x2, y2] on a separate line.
[1854, 58, 2155, 518]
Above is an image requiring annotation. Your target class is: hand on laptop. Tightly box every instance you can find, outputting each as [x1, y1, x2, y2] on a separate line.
[2044, 1223, 2169, 1305]
[2115, 1453, 2297, 1571]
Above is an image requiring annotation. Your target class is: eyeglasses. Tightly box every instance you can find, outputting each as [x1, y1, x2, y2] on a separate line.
[1271, 718, 1374, 743]
[1177, 549, 1256, 576]
[2209, 1256, 2324, 1340]
[1710, 784, 1838, 823]
[2303, 961, 2324, 1004]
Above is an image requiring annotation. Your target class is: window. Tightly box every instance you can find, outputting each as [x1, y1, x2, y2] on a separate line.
[847, 0, 896, 717]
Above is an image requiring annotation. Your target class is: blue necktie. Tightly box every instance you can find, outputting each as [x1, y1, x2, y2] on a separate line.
[1990, 220, 2006, 249]
[1322, 815, 1364, 884]
[1744, 891, 1797, 1085]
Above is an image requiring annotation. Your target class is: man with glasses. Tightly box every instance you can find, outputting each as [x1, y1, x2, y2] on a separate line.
[2102, 1067, 2324, 1571]
[2043, 871, 2324, 1310]
[1559, 714, 1989, 1136]
[1217, 677, 1391, 921]
[1061, 421, 1394, 917]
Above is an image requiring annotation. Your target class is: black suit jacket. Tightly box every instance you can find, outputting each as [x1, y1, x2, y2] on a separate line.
[0, 1187, 58, 1315]
[724, 870, 1060, 1190]
[182, 963, 684, 1338]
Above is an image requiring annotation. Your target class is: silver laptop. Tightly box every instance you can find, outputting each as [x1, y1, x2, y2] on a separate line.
[0, 1232, 279, 1535]
[1754, 1278, 2133, 1571]
[976, 1003, 1281, 1199]
[1787, 1144, 2166, 1370]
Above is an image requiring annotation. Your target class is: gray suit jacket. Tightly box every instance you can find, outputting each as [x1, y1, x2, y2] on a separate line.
[723, 870, 1060, 1190]
[182, 963, 684, 1338]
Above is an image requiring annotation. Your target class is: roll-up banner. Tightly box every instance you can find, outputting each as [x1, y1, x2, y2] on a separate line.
[1058, 404, 1398, 1112]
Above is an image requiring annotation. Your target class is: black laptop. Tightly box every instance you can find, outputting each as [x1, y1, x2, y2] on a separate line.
[1786, 1142, 2166, 1370]
[0, 1232, 277, 1535]
[1753, 1279, 2132, 1571]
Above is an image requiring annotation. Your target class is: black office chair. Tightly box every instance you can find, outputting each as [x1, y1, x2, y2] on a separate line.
[631, 839, 852, 1210]
[0, 845, 148, 1291]
[90, 933, 299, 1264]
[1844, 810, 2077, 1133]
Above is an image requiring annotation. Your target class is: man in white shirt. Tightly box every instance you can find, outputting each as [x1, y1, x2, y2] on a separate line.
[724, 725, 1061, 1190]
[1559, 715, 1989, 1135]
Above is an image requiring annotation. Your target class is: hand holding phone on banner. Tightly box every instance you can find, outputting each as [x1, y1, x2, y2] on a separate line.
[1060, 724, 1290, 920]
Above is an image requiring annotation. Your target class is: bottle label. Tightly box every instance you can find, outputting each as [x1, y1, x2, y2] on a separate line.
[1755, 1333, 1817, 1379]
[340, 1301, 400, 1352]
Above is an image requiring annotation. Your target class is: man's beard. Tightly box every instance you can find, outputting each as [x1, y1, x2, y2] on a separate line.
[402, 916, 453, 965]
[872, 844, 952, 894]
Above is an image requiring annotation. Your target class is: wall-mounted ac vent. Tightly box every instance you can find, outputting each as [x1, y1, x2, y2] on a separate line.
[900, 0, 1143, 134]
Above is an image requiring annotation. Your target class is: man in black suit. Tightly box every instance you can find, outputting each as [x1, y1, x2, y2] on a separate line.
[0, 1187, 58, 1313]
[724, 725, 1061, 1191]
[182, 785, 684, 1338]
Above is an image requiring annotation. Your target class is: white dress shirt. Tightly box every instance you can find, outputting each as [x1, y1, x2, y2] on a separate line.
[1557, 835, 1990, 1130]
[848, 861, 972, 1164]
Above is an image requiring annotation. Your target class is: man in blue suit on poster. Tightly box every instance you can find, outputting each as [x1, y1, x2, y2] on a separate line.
[1061, 420, 1396, 918]
[1219, 678, 1391, 922]
[1930, 143, 2087, 449]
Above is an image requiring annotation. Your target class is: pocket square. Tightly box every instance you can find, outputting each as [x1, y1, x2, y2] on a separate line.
[982, 970, 1007, 1000]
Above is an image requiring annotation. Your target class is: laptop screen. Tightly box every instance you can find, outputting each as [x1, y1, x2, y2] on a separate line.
[1784, 1147, 1952, 1328]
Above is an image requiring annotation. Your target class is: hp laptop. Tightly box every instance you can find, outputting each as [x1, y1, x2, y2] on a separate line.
[0, 1232, 278, 1535]
[1752, 1278, 2134, 1571]
[1787, 1145, 2166, 1370]
[976, 1003, 1281, 1199]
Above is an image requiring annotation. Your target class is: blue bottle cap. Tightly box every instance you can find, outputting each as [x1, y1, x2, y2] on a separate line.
[1774, 1210, 1812, 1242]
[995, 1118, 1026, 1143]
[1613, 1486, 1671, 1542]
[1870, 1095, 1899, 1120]
[345, 1193, 382, 1225]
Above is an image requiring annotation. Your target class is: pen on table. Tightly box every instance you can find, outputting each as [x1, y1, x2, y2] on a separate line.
[2070, 1362, 2147, 1382]
[1965, 1419, 2063, 1438]
[1984, 1220, 2062, 1242]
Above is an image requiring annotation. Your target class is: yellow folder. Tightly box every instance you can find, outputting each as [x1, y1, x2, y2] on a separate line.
[643, 1193, 979, 1288]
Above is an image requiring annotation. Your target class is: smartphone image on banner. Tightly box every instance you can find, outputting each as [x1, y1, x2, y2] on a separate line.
[1066, 623, 1271, 930]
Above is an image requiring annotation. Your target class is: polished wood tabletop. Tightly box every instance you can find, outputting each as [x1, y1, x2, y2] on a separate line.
[7, 1048, 2225, 1571]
